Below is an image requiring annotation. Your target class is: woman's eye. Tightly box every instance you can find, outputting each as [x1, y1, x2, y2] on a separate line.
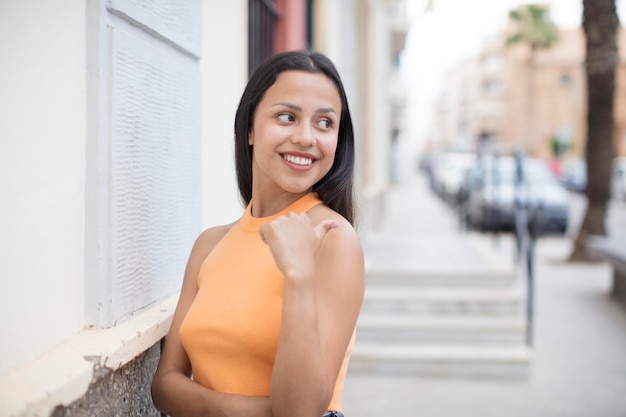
[317, 119, 333, 129]
[277, 113, 294, 123]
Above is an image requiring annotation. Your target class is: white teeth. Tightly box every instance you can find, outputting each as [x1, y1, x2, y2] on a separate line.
[284, 155, 313, 166]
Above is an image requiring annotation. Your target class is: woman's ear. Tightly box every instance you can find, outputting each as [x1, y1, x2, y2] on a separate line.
[248, 131, 254, 146]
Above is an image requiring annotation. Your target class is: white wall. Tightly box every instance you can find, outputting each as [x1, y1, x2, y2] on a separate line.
[0, 0, 87, 375]
[366, 1, 392, 196]
[84, 0, 203, 329]
[0, 0, 210, 376]
[200, 0, 248, 227]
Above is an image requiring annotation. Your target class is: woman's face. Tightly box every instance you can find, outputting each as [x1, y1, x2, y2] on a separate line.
[249, 70, 342, 198]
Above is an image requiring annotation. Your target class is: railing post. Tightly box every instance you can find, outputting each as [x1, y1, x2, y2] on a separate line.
[513, 149, 535, 347]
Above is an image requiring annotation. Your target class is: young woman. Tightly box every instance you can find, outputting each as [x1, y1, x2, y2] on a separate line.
[151, 50, 364, 417]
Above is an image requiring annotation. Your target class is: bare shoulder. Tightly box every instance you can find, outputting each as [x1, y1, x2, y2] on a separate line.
[308, 204, 360, 242]
[308, 203, 363, 265]
[308, 203, 364, 307]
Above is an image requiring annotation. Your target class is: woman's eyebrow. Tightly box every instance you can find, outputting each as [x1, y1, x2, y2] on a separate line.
[316, 107, 337, 115]
[272, 102, 302, 111]
[272, 102, 337, 115]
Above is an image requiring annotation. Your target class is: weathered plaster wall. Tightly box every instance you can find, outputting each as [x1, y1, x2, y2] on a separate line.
[50, 343, 162, 417]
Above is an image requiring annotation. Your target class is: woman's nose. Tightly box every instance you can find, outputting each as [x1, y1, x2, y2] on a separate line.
[291, 123, 315, 147]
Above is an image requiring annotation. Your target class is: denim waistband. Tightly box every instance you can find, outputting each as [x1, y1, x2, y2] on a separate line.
[322, 412, 344, 417]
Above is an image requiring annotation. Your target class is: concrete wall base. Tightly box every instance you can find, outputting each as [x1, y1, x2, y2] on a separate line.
[50, 342, 162, 417]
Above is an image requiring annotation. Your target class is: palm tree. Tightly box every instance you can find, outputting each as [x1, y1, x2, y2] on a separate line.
[569, 0, 619, 261]
[506, 4, 559, 153]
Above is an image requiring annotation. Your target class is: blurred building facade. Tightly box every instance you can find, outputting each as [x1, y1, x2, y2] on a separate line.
[433, 24, 626, 160]
[314, 0, 410, 231]
[0, 0, 408, 414]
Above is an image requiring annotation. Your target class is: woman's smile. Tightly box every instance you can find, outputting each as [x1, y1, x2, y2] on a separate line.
[282, 152, 316, 168]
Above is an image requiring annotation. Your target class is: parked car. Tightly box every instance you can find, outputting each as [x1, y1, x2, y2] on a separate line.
[462, 156, 570, 234]
[429, 151, 476, 204]
[611, 157, 626, 201]
[559, 158, 587, 193]
[559, 156, 626, 200]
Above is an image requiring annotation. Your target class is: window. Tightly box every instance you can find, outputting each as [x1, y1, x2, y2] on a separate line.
[248, 0, 279, 77]
[482, 79, 503, 97]
[306, 0, 314, 50]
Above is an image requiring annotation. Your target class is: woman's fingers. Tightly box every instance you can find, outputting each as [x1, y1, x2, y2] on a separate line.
[314, 219, 338, 242]
[260, 214, 336, 247]
[259, 215, 338, 276]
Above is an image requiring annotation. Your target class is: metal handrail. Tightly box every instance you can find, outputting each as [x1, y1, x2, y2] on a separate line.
[512, 149, 536, 347]
[458, 145, 537, 347]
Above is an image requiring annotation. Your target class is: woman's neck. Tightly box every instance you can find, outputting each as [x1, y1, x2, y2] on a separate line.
[250, 190, 311, 218]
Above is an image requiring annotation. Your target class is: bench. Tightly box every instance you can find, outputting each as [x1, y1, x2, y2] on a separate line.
[586, 235, 626, 299]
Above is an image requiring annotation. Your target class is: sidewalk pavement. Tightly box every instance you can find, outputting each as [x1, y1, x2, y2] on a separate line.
[343, 174, 626, 417]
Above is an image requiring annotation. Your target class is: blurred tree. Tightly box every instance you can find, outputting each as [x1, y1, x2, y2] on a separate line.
[569, 0, 619, 261]
[507, 4, 559, 49]
[506, 4, 559, 153]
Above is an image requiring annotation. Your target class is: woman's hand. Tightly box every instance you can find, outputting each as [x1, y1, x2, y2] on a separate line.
[259, 213, 338, 278]
[259, 211, 363, 417]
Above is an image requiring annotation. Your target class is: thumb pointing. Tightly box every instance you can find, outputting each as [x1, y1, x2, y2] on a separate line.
[315, 219, 338, 241]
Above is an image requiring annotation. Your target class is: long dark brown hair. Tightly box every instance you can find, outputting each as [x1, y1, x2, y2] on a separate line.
[233, 50, 356, 225]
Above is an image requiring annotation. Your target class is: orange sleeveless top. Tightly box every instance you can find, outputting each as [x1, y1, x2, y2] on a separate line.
[179, 192, 353, 411]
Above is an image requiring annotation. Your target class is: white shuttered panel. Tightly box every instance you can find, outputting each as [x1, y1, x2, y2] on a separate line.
[87, 0, 202, 328]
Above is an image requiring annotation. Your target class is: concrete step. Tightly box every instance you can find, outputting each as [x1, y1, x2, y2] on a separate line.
[356, 314, 527, 345]
[365, 265, 515, 287]
[349, 342, 531, 379]
[361, 287, 523, 316]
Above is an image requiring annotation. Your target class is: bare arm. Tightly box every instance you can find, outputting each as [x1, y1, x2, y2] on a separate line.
[151, 226, 274, 417]
[259, 212, 365, 417]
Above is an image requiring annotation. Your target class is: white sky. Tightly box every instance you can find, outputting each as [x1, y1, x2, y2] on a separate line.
[400, 0, 626, 148]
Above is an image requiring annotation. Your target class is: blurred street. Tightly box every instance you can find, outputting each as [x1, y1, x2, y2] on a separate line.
[343, 170, 626, 417]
